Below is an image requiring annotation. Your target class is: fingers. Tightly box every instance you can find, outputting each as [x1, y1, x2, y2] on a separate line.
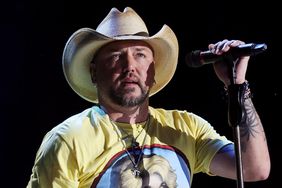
[208, 39, 245, 55]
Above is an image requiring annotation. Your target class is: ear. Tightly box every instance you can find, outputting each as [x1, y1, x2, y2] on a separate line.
[90, 63, 96, 84]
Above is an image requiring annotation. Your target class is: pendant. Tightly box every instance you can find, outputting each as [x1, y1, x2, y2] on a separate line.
[131, 167, 141, 177]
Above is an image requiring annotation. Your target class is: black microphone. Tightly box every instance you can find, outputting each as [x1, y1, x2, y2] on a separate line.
[186, 43, 267, 68]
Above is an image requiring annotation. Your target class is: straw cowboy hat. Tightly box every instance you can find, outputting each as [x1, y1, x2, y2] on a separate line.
[62, 7, 179, 103]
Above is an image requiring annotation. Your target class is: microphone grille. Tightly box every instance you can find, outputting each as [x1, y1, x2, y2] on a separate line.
[185, 50, 202, 68]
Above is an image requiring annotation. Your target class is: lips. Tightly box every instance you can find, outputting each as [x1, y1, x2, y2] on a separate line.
[120, 77, 139, 88]
[122, 81, 138, 87]
[121, 77, 138, 83]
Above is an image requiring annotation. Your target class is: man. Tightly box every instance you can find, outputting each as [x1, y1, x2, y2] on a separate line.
[27, 7, 270, 187]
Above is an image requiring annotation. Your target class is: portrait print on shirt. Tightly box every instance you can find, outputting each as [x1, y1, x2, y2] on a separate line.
[92, 146, 191, 188]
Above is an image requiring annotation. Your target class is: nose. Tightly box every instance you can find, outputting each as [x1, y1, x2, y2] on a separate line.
[122, 53, 136, 73]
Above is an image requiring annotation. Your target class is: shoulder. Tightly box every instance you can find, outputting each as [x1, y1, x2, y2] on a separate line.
[35, 106, 107, 163]
[55, 107, 94, 135]
[149, 106, 213, 136]
[149, 106, 208, 124]
[41, 106, 102, 146]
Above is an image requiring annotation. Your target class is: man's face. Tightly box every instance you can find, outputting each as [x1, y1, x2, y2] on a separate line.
[92, 40, 155, 107]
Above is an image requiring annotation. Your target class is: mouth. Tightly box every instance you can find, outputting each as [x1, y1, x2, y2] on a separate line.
[117, 78, 141, 93]
[121, 77, 139, 86]
[122, 81, 139, 88]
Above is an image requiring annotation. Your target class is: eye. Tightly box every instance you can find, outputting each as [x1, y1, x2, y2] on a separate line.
[136, 52, 146, 58]
[110, 52, 121, 61]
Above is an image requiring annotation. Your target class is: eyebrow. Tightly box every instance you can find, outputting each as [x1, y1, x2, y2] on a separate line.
[107, 46, 151, 52]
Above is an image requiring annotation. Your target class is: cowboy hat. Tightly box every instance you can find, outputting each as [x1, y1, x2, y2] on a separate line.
[62, 7, 179, 103]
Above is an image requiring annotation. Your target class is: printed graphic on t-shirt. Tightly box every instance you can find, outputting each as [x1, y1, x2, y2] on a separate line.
[92, 145, 190, 188]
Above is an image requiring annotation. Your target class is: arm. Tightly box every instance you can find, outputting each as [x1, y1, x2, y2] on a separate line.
[209, 39, 270, 181]
[210, 97, 270, 181]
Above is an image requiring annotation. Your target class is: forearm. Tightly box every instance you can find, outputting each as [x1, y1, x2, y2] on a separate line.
[208, 80, 271, 181]
[239, 97, 270, 181]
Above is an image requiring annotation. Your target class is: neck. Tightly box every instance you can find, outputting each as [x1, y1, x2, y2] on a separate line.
[99, 100, 150, 124]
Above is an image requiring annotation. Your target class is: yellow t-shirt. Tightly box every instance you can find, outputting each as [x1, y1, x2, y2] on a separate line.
[27, 106, 231, 188]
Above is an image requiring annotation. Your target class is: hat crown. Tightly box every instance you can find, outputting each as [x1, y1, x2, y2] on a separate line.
[96, 7, 149, 37]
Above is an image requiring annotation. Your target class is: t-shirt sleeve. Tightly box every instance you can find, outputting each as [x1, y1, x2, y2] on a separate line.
[191, 114, 232, 175]
[26, 132, 79, 188]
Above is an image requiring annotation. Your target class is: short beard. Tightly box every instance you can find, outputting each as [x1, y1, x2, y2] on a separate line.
[110, 86, 149, 107]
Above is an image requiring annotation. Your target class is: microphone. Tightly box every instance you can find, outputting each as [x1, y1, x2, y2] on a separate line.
[186, 43, 267, 68]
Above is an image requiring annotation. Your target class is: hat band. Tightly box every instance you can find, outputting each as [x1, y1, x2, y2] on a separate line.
[114, 32, 149, 38]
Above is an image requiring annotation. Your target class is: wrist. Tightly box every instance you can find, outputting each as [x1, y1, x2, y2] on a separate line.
[224, 80, 252, 100]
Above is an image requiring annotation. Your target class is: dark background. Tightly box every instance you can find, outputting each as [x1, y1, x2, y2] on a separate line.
[1, 0, 280, 187]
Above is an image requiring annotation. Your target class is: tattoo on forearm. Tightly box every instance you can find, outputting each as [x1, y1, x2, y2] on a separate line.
[239, 98, 262, 151]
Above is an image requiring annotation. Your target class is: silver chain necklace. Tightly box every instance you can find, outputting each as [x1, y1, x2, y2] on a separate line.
[110, 115, 150, 177]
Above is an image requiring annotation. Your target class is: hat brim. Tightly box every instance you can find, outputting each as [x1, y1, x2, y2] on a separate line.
[62, 25, 178, 103]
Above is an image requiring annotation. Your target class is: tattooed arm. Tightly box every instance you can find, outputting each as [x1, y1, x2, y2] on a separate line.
[239, 97, 270, 180]
[210, 97, 270, 181]
[207, 39, 270, 181]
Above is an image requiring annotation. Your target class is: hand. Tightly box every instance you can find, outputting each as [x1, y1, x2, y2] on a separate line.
[209, 39, 250, 86]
